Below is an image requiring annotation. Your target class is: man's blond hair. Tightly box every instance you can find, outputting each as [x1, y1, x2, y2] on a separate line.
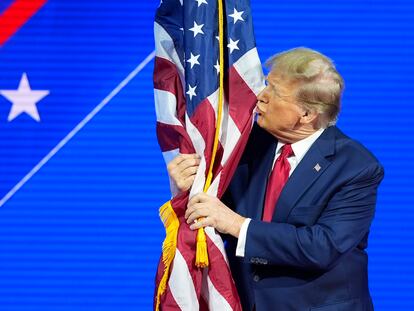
[266, 47, 345, 127]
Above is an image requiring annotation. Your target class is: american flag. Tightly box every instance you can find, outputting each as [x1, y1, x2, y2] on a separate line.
[153, 0, 264, 309]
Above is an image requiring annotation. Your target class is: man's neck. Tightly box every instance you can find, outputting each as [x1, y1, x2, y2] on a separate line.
[275, 126, 320, 144]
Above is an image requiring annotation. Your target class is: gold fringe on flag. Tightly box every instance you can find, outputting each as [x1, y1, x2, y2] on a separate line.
[155, 200, 179, 311]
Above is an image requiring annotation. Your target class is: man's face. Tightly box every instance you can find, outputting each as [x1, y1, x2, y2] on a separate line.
[256, 69, 305, 142]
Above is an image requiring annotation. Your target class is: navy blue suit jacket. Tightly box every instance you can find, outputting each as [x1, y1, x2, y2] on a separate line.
[223, 124, 384, 311]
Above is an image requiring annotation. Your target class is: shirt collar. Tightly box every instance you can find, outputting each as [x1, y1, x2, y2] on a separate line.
[276, 127, 326, 162]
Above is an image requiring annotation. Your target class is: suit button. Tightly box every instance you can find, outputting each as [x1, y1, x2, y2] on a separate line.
[253, 274, 260, 282]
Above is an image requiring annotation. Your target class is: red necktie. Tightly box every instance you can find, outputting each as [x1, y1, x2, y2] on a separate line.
[262, 144, 293, 222]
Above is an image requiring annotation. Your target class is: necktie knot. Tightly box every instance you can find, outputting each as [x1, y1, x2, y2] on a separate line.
[280, 144, 293, 159]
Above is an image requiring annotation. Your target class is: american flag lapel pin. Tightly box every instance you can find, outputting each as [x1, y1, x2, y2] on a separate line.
[314, 163, 321, 172]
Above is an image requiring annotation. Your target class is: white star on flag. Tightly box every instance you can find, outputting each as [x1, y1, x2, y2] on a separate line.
[214, 60, 220, 75]
[189, 21, 204, 37]
[229, 8, 244, 23]
[0, 72, 49, 122]
[195, 0, 208, 7]
[187, 53, 201, 69]
[227, 38, 240, 54]
[186, 84, 197, 100]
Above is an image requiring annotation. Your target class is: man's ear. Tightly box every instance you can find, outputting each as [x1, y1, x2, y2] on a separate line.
[299, 109, 318, 125]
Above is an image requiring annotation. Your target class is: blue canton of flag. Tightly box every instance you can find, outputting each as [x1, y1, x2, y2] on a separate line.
[156, 0, 257, 117]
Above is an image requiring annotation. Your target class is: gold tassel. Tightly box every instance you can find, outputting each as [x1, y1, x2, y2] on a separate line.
[195, 227, 209, 268]
[155, 200, 179, 311]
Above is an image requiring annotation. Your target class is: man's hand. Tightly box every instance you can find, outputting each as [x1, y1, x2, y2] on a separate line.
[167, 154, 200, 192]
[185, 193, 246, 238]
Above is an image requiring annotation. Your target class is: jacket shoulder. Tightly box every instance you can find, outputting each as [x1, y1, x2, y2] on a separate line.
[331, 126, 384, 174]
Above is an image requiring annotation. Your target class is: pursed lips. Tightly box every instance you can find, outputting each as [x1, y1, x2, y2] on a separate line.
[256, 104, 265, 115]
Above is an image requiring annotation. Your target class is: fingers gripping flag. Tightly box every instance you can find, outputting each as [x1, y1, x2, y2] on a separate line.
[153, 0, 264, 309]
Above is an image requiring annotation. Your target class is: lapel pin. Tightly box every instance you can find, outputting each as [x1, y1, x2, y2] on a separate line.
[314, 163, 321, 172]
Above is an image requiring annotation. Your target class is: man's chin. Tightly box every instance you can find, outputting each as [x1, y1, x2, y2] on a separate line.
[256, 115, 264, 128]
[257, 118, 271, 134]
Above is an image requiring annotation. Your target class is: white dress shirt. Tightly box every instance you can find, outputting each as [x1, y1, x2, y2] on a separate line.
[235, 128, 326, 257]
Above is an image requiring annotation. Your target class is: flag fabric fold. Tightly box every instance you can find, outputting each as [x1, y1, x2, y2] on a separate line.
[153, 0, 264, 309]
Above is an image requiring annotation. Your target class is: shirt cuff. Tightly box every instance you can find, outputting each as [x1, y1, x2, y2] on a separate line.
[236, 218, 251, 257]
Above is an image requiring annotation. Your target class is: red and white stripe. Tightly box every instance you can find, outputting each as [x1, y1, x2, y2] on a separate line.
[154, 19, 264, 310]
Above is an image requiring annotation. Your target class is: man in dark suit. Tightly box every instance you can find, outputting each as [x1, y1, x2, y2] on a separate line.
[169, 47, 384, 310]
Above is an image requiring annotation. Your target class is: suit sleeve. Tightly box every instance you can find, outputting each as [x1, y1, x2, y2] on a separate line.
[244, 163, 384, 270]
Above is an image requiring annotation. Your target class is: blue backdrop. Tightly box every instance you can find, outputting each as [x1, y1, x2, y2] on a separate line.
[0, 0, 412, 310]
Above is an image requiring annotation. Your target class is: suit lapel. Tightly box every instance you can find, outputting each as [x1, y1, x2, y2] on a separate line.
[273, 126, 337, 222]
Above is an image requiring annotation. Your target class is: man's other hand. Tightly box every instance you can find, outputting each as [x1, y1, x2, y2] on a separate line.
[167, 154, 200, 192]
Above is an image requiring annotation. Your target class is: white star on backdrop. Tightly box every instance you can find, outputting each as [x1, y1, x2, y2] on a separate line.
[0, 73, 49, 122]
[214, 60, 220, 75]
[227, 38, 240, 54]
[186, 84, 197, 100]
[187, 53, 201, 68]
[189, 21, 204, 37]
[195, 0, 208, 7]
[229, 8, 245, 23]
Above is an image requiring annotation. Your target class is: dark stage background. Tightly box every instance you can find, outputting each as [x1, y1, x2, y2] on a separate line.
[0, 0, 412, 310]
